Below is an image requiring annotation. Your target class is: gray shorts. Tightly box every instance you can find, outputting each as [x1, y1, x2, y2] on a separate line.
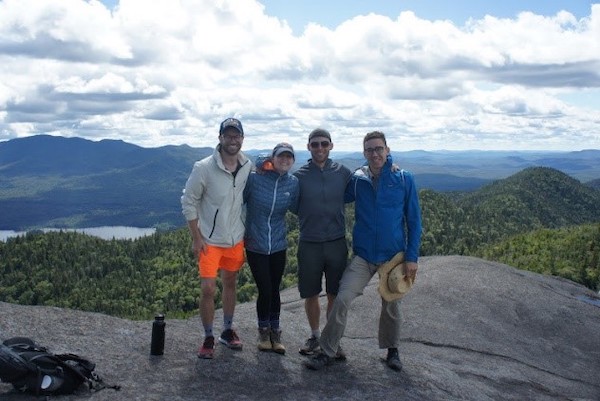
[297, 237, 348, 298]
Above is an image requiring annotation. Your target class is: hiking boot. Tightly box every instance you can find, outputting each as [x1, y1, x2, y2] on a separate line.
[270, 329, 286, 355]
[386, 348, 402, 372]
[257, 328, 272, 351]
[299, 335, 320, 355]
[218, 329, 243, 350]
[303, 352, 334, 370]
[335, 345, 347, 361]
[197, 336, 215, 359]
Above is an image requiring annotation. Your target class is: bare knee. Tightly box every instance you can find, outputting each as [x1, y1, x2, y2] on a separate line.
[305, 295, 321, 310]
[201, 280, 217, 299]
[221, 270, 238, 290]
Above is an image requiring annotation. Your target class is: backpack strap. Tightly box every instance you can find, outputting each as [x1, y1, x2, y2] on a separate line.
[56, 353, 121, 392]
[88, 371, 122, 392]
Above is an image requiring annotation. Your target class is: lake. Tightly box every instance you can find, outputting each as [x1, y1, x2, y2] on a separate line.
[0, 226, 156, 242]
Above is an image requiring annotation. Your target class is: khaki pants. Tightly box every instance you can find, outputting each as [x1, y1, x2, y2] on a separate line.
[320, 255, 402, 357]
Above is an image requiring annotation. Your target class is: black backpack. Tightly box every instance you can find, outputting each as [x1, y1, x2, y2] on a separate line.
[0, 337, 120, 396]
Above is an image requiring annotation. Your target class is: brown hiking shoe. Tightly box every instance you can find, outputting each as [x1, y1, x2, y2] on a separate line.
[257, 328, 272, 351]
[270, 329, 286, 355]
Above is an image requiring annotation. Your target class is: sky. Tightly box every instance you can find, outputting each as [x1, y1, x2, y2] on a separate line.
[0, 0, 599, 152]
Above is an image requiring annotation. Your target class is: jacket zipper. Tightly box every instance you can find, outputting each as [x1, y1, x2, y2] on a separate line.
[208, 209, 219, 238]
[267, 176, 280, 254]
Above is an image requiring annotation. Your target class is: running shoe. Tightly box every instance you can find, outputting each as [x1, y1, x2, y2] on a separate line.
[303, 352, 333, 370]
[218, 329, 243, 350]
[299, 335, 320, 355]
[198, 336, 215, 359]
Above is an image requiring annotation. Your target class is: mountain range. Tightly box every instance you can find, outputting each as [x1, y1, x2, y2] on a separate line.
[0, 135, 599, 231]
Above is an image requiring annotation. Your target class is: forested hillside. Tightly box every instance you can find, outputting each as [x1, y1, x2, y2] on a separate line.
[419, 167, 600, 254]
[1, 166, 599, 320]
[588, 178, 600, 189]
[0, 230, 199, 319]
[479, 224, 600, 290]
[457, 167, 600, 228]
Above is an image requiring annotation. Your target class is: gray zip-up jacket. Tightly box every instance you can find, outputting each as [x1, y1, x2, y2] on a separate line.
[292, 159, 352, 242]
[181, 146, 251, 247]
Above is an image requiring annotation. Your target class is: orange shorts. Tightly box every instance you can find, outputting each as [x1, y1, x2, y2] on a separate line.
[198, 241, 245, 278]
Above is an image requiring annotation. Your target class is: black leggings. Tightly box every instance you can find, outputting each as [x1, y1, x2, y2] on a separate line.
[246, 249, 286, 327]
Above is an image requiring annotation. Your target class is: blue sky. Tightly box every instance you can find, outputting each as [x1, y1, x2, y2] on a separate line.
[101, 0, 595, 31]
[259, 1, 595, 33]
[0, 0, 598, 151]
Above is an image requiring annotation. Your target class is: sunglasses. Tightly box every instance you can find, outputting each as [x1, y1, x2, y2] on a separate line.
[310, 141, 331, 149]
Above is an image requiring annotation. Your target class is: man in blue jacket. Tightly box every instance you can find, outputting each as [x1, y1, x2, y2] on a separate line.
[304, 130, 422, 372]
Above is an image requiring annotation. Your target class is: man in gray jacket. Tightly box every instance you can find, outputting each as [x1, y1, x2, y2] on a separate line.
[181, 117, 252, 359]
[292, 128, 352, 356]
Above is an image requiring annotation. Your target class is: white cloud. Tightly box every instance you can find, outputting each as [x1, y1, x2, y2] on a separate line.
[0, 0, 599, 151]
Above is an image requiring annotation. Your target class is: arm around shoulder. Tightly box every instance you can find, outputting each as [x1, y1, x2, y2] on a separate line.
[404, 173, 422, 262]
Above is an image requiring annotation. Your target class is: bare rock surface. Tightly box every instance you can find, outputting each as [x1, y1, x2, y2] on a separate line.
[1, 255, 599, 400]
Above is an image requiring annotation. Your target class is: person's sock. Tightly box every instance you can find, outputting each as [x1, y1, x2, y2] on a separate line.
[223, 315, 233, 331]
[269, 314, 280, 331]
[258, 319, 270, 329]
[311, 329, 320, 338]
[203, 324, 213, 338]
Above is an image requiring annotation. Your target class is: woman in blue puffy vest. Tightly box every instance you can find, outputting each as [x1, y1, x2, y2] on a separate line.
[243, 142, 299, 354]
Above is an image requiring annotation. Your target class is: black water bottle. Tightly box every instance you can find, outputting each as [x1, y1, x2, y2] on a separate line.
[150, 313, 165, 355]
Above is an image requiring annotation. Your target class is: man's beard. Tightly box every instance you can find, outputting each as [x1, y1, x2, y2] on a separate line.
[221, 143, 241, 156]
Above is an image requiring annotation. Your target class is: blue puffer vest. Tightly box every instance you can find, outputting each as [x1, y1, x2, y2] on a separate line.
[244, 159, 299, 255]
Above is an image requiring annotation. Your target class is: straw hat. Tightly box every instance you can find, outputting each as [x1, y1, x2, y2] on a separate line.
[377, 252, 415, 302]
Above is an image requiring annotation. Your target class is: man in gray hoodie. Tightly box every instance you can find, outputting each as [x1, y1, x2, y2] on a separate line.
[292, 128, 352, 357]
